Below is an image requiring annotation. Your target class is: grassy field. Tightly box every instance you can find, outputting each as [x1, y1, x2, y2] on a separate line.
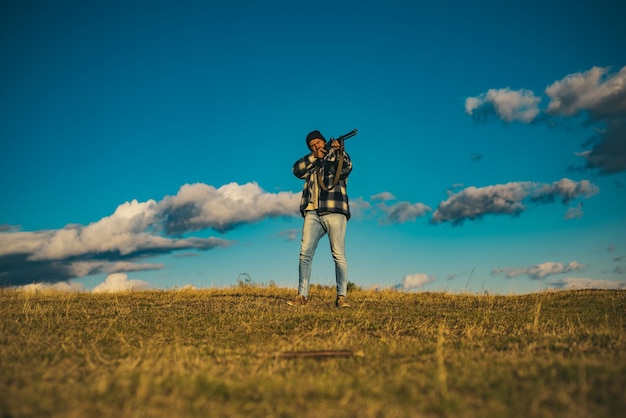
[1, 286, 624, 417]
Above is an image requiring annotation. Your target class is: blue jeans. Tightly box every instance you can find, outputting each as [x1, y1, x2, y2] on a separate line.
[298, 211, 348, 298]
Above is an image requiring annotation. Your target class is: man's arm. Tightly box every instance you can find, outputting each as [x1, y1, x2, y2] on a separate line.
[292, 153, 318, 179]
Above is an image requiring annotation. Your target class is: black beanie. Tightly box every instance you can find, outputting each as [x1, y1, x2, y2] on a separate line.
[306, 130, 326, 146]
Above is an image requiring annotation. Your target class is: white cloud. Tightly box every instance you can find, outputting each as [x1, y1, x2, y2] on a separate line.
[465, 66, 626, 174]
[0, 230, 54, 256]
[18, 226, 229, 263]
[564, 203, 584, 220]
[159, 182, 300, 234]
[527, 261, 585, 279]
[432, 181, 534, 224]
[465, 88, 541, 123]
[92, 273, 151, 293]
[28, 199, 160, 260]
[400, 273, 436, 290]
[370, 192, 432, 224]
[530, 178, 599, 204]
[19, 281, 85, 293]
[431, 179, 598, 225]
[5, 198, 230, 264]
[371, 192, 396, 202]
[545, 66, 626, 118]
[379, 201, 432, 224]
[546, 66, 626, 173]
[102, 261, 164, 273]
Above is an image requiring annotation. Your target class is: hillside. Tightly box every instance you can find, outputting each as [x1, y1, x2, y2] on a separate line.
[1, 287, 624, 417]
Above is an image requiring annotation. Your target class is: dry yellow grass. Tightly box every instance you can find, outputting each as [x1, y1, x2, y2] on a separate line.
[1, 286, 624, 417]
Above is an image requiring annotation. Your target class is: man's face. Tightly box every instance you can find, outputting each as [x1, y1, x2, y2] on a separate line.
[308, 138, 326, 158]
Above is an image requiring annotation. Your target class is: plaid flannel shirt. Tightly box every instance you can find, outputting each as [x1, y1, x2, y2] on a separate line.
[293, 149, 353, 219]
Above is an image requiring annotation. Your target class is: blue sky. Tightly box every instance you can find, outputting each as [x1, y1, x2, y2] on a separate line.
[1, 0, 625, 294]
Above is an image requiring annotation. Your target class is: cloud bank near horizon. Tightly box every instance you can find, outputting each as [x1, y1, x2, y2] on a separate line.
[551, 277, 626, 291]
[16, 272, 625, 294]
[0, 182, 300, 286]
[17, 273, 151, 293]
[492, 261, 586, 280]
[465, 65, 626, 174]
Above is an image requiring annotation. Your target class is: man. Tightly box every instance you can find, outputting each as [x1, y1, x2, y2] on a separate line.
[287, 130, 353, 308]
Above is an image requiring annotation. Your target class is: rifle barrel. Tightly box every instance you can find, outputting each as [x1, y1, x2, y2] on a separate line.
[325, 129, 357, 151]
[337, 128, 358, 141]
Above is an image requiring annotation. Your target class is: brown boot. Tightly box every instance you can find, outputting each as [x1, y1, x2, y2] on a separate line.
[336, 295, 350, 308]
[286, 294, 308, 306]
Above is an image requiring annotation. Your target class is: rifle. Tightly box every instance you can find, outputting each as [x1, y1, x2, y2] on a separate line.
[318, 129, 357, 190]
[324, 128, 357, 152]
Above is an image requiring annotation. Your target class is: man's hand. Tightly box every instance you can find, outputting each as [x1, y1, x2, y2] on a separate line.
[309, 139, 340, 159]
[309, 138, 327, 159]
[312, 146, 326, 159]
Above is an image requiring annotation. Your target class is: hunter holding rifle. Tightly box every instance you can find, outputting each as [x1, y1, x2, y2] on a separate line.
[288, 129, 356, 308]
